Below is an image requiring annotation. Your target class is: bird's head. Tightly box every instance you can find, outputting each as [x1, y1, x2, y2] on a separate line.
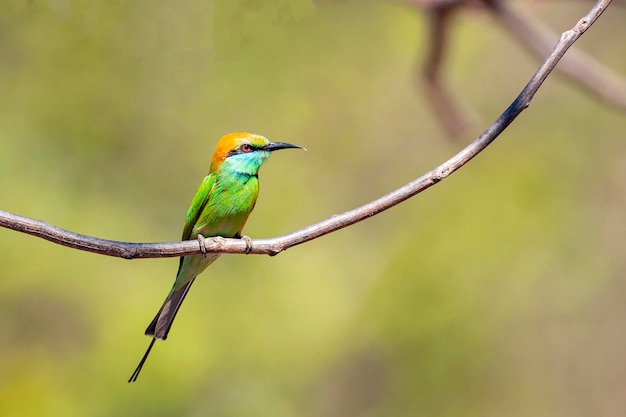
[210, 132, 304, 174]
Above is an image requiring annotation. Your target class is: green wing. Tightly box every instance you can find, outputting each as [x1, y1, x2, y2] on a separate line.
[181, 173, 216, 241]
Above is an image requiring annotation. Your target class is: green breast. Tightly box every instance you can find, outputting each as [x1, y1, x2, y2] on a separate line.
[192, 172, 259, 239]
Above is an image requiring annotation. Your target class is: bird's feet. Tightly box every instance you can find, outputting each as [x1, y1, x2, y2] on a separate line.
[197, 234, 207, 257]
[240, 235, 253, 254]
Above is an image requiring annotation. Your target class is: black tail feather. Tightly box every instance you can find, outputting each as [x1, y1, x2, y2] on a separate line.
[128, 338, 156, 383]
[145, 279, 196, 340]
[129, 279, 196, 381]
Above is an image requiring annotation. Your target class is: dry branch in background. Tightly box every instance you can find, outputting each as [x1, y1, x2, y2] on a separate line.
[0, 0, 614, 260]
[403, 0, 626, 140]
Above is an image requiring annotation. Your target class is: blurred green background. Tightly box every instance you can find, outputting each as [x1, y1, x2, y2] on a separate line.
[1, 1, 626, 416]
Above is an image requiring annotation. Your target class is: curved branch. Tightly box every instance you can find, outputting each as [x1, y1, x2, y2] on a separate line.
[0, 0, 612, 260]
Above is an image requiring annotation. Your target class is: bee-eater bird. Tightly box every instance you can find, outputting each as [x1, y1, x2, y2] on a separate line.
[128, 132, 304, 382]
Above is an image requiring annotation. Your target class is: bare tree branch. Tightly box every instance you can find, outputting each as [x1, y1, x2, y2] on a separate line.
[405, 0, 486, 140]
[421, 3, 474, 140]
[490, 0, 626, 110]
[0, 0, 613, 260]
[402, 0, 626, 139]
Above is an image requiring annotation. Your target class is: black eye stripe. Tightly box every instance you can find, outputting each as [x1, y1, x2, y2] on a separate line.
[226, 144, 259, 157]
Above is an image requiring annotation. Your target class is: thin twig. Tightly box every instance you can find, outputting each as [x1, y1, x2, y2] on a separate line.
[0, 0, 612, 260]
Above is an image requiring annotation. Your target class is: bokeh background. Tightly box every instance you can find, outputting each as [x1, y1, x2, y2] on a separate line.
[1, 1, 626, 416]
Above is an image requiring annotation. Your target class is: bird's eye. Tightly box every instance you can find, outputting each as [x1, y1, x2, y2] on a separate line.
[240, 144, 254, 153]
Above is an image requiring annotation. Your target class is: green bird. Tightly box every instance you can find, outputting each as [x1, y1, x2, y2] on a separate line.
[128, 132, 304, 382]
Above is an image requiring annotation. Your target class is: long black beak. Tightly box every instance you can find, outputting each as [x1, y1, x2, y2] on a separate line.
[264, 142, 306, 152]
